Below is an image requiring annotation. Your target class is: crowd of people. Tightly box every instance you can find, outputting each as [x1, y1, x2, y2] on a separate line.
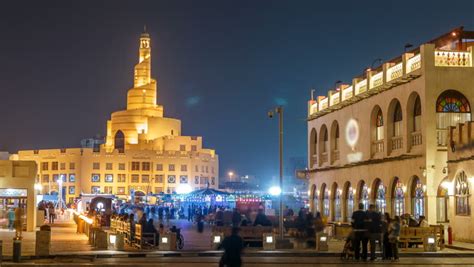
[351, 203, 430, 262]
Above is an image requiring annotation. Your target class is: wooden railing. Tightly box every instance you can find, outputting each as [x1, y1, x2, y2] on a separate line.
[372, 140, 384, 153]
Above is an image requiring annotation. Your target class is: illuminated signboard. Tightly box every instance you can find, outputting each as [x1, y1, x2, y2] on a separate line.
[0, 188, 28, 197]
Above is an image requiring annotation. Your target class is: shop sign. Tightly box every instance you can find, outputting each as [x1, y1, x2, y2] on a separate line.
[0, 188, 27, 197]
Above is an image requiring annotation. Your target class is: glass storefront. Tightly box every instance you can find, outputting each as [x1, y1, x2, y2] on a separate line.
[0, 188, 28, 230]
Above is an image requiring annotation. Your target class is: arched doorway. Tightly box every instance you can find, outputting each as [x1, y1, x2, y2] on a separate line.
[309, 129, 317, 168]
[436, 90, 471, 146]
[114, 130, 125, 153]
[437, 177, 450, 222]
[392, 178, 405, 216]
[411, 176, 425, 219]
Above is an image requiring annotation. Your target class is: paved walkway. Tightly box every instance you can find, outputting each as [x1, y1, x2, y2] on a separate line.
[0, 224, 91, 256]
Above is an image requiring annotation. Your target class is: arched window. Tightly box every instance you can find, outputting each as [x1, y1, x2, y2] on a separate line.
[436, 90, 471, 146]
[393, 180, 405, 216]
[414, 96, 421, 132]
[375, 181, 386, 213]
[311, 185, 319, 214]
[376, 109, 384, 141]
[455, 171, 470, 216]
[346, 186, 354, 222]
[412, 177, 425, 219]
[322, 184, 329, 218]
[114, 130, 125, 153]
[393, 102, 402, 137]
[360, 183, 369, 210]
[310, 129, 317, 167]
[323, 128, 328, 153]
[334, 188, 342, 221]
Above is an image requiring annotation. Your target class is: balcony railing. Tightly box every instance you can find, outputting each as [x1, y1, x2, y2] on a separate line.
[333, 150, 340, 161]
[435, 50, 472, 67]
[310, 154, 317, 167]
[320, 152, 328, 163]
[386, 62, 403, 82]
[391, 136, 403, 150]
[406, 54, 421, 73]
[370, 72, 383, 89]
[372, 140, 384, 153]
[411, 131, 422, 146]
[437, 129, 448, 147]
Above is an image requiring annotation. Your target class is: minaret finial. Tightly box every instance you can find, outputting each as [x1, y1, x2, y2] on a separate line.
[143, 24, 147, 33]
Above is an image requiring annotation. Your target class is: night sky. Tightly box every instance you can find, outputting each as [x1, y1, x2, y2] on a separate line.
[0, 1, 473, 183]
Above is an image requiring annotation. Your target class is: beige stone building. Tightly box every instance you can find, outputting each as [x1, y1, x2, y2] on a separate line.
[445, 122, 474, 241]
[305, 27, 474, 234]
[0, 160, 37, 231]
[15, 31, 219, 203]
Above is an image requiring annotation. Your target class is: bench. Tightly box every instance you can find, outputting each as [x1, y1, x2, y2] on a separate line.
[212, 226, 273, 243]
[399, 226, 444, 250]
[134, 224, 156, 248]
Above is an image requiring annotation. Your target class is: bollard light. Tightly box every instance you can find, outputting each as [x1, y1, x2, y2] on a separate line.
[109, 234, 117, 245]
[316, 233, 329, 251]
[213, 235, 221, 244]
[423, 235, 437, 252]
[161, 237, 168, 244]
[211, 233, 224, 249]
[263, 233, 276, 250]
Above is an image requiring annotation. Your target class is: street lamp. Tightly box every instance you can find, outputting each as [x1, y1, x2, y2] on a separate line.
[268, 106, 284, 240]
[228, 171, 234, 181]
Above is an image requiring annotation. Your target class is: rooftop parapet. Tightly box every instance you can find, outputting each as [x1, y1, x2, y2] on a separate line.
[308, 28, 474, 119]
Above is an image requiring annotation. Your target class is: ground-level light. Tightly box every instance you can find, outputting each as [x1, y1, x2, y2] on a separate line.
[176, 184, 192, 194]
[268, 186, 281, 196]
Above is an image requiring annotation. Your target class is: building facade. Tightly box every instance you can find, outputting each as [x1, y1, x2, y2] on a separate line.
[305, 28, 474, 231]
[446, 122, 474, 241]
[0, 160, 37, 231]
[16, 31, 219, 203]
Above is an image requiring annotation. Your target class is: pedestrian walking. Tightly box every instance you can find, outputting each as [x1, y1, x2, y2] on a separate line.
[48, 205, 56, 224]
[382, 212, 392, 260]
[388, 216, 401, 261]
[351, 203, 368, 261]
[7, 208, 15, 230]
[367, 204, 382, 261]
[219, 227, 244, 267]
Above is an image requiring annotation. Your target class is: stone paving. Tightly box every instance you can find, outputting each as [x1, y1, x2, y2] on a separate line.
[1, 218, 473, 257]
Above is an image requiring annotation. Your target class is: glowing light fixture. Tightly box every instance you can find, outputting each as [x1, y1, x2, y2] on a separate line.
[161, 237, 168, 244]
[213, 235, 221, 243]
[34, 183, 43, 191]
[265, 236, 273, 243]
[269, 186, 282, 196]
[176, 184, 192, 194]
[427, 237, 435, 244]
[109, 234, 117, 245]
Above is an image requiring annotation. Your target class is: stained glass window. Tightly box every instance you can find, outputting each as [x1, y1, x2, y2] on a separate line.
[455, 171, 470, 216]
[393, 181, 405, 216]
[436, 90, 471, 113]
[323, 186, 330, 218]
[346, 187, 354, 221]
[375, 183, 386, 213]
[360, 184, 369, 210]
[412, 178, 425, 219]
[335, 189, 342, 221]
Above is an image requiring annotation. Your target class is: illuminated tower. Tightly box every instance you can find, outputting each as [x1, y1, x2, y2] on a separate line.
[127, 29, 157, 110]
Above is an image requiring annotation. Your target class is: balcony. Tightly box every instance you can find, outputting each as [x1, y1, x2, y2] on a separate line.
[310, 154, 318, 168]
[437, 129, 448, 147]
[391, 136, 403, 150]
[372, 140, 384, 154]
[333, 150, 340, 161]
[411, 131, 422, 146]
[320, 152, 328, 164]
[435, 50, 472, 67]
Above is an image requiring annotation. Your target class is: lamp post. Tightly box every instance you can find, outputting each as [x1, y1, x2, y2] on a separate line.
[268, 106, 284, 240]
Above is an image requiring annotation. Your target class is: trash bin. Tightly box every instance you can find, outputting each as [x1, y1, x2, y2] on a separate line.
[36, 229, 52, 256]
[13, 238, 21, 263]
[159, 232, 176, 251]
[115, 233, 125, 250]
[316, 232, 328, 251]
